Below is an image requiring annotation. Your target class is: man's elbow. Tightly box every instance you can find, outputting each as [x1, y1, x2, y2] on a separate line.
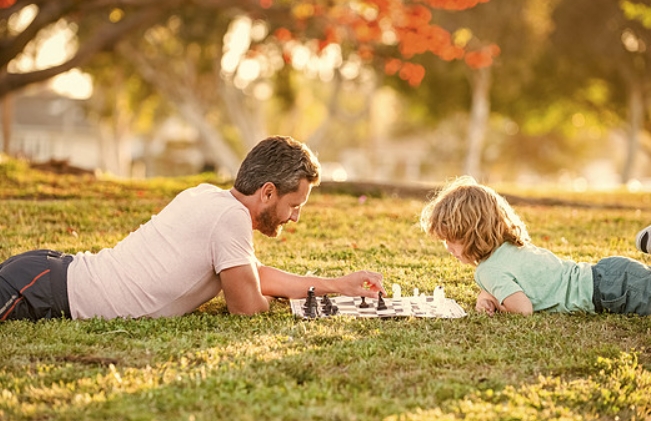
[227, 301, 270, 316]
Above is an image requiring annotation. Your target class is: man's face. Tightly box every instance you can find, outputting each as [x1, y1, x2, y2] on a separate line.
[257, 179, 312, 237]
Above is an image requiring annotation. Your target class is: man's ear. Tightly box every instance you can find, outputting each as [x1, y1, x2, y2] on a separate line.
[260, 182, 276, 203]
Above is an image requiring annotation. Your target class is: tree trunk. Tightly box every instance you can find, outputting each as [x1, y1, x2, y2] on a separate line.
[119, 43, 241, 176]
[621, 77, 643, 184]
[1, 93, 12, 155]
[175, 98, 242, 176]
[464, 66, 492, 180]
[220, 83, 264, 151]
[306, 71, 343, 152]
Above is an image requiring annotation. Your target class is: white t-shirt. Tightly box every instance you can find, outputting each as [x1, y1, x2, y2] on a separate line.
[67, 184, 259, 319]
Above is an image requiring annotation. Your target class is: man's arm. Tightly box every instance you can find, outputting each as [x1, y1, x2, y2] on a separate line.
[220, 263, 270, 315]
[258, 265, 386, 299]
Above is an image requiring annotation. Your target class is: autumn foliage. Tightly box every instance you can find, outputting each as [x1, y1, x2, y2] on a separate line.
[264, 0, 499, 86]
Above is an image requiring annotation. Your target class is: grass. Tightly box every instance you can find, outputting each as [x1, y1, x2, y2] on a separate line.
[2, 156, 651, 420]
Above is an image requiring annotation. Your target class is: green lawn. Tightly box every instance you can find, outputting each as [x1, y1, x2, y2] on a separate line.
[2, 159, 651, 420]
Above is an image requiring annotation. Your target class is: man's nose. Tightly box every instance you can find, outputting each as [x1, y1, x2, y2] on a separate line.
[290, 208, 300, 223]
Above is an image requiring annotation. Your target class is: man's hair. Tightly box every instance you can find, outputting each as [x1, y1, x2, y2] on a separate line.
[420, 176, 530, 264]
[234, 135, 321, 196]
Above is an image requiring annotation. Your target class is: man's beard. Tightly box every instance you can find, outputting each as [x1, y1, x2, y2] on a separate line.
[257, 204, 284, 237]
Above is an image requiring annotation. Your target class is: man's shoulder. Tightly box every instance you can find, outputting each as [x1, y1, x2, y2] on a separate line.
[185, 183, 224, 194]
[181, 184, 234, 203]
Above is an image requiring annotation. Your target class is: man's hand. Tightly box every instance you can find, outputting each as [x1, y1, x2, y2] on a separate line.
[336, 271, 386, 299]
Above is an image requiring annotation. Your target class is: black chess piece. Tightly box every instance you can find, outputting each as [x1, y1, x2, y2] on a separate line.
[303, 287, 314, 310]
[308, 301, 318, 318]
[377, 291, 387, 310]
[321, 295, 331, 307]
[304, 286, 318, 318]
[321, 295, 331, 315]
[359, 296, 370, 308]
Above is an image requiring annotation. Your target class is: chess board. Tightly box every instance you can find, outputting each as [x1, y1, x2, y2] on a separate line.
[290, 295, 467, 319]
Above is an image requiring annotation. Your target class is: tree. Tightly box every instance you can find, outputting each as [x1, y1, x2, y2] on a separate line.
[547, 0, 651, 183]
[2, 0, 494, 176]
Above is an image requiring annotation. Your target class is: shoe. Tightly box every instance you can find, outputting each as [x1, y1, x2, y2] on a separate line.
[635, 225, 651, 253]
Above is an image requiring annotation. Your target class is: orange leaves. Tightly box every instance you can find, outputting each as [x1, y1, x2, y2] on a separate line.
[352, 21, 383, 43]
[397, 25, 463, 60]
[264, 0, 496, 86]
[464, 43, 501, 68]
[274, 28, 293, 42]
[423, 0, 490, 11]
[385, 59, 426, 86]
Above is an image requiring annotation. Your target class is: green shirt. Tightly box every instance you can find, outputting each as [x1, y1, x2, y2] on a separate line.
[475, 242, 595, 313]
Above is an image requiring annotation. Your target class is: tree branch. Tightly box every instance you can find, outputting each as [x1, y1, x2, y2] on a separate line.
[0, 4, 167, 98]
[0, 0, 76, 68]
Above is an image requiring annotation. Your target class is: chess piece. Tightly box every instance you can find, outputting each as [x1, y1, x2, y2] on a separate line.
[303, 286, 315, 309]
[392, 283, 402, 298]
[304, 286, 318, 318]
[321, 295, 333, 316]
[377, 291, 387, 310]
[308, 302, 318, 318]
[359, 296, 370, 308]
[322, 295, 339, 316]
[433, 286, 445, 307]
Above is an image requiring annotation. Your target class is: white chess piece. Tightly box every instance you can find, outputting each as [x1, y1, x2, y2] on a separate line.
[392, 283, 402, 298]
[433, 285, 445, 307]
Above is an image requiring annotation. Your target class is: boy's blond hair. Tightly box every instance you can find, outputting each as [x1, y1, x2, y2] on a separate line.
[420, 176, 530, 264]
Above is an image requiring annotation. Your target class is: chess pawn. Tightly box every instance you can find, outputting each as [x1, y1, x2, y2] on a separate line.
[433, 286, 445, 307]
[377, 291, 387, 310]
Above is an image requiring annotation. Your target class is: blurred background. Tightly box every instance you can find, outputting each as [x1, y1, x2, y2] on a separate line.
[1, 0, 651, 189]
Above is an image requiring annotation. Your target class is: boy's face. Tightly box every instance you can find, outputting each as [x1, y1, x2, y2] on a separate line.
[443, 240, 473, 265]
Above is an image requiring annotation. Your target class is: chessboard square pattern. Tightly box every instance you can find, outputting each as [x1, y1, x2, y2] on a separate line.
[290, 295, 467, 319]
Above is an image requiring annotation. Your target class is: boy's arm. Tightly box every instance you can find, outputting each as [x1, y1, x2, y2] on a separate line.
[476, 290, 533, 316]
[501, 291, 533, 315]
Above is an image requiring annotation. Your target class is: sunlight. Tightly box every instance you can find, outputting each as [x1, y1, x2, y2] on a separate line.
[8, 3, 36, 33]
[51, 69, 93, 100]
[221, 16, 252, 77]
[237, 58, 261, 82]
[8, 5, 93, 99]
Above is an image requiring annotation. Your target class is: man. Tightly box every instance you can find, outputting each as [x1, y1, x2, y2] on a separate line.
[0, 136, 385, 321]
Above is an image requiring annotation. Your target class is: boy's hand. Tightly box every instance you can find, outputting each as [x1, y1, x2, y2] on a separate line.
[476, 297, 497, 316]
[475, 289, 500, 316]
